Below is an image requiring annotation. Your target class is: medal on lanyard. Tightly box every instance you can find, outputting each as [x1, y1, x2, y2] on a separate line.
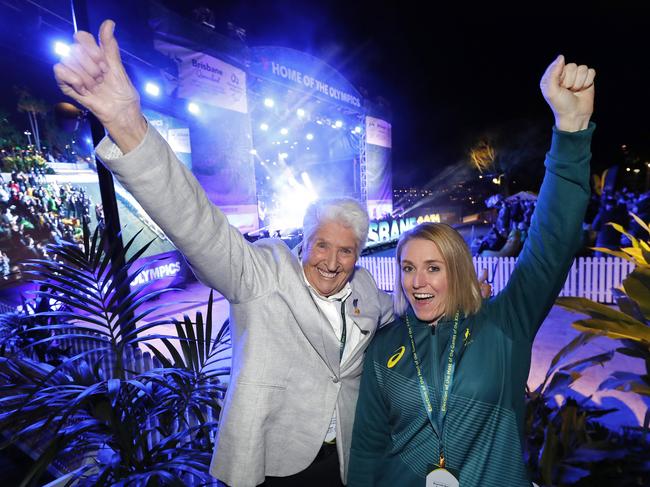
[426, 467, 459, 487]
[405, 311, 460, 487]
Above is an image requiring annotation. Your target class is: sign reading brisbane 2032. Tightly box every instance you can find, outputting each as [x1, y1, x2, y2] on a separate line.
[250, 46, 362, 109]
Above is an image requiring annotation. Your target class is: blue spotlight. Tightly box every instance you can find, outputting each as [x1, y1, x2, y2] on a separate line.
[188, 102, 200, 115]
[145, 82, 160, 97]
[296, 108, 306, 118]
[54, 41, 70, 57]
[264, 98, 275, 108]
[250, 149, 258, 155]
[280, 128, 289, 135]
[260, 123, 269, 131]
[334, 120, 343, 128]
[306, 133, 314, 141]
[354, 126, 362, 134]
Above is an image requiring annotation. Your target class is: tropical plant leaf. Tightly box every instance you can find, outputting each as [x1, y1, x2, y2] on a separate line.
[572, 318, 650, 344]
[559, 350, 615, 375]
[546, 332, 598, 383]
[629, 212, 650, 238]
[545, 370, 578, 397]
[556, 297, 643, 326]
[0, 226, 224, 485]
[621, 246, 648, 266]
[622, 267, 650, 320]
[142, 342, 174, 369]
[111, 288, 183, 334]
[613, 288, 647, 323]
[607, 222, 640, 250]
[615, 345, 649, 360]
[600, 375, 650, 396]
[589, 247, 632, 261]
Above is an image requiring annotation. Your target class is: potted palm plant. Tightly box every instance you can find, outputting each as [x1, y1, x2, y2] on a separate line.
[0, 227, 230, 486]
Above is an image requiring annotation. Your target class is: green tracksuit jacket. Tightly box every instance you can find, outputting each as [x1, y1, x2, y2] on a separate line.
[348, 124, 594, 486]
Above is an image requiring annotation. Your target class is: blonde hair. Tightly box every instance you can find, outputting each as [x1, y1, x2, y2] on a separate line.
[393, 223, 482, 318]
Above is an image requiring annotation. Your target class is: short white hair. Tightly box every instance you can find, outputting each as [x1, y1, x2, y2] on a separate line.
[302, 197, 369, 257]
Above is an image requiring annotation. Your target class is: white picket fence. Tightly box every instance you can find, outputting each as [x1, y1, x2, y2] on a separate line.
[358, 256, 635, 304]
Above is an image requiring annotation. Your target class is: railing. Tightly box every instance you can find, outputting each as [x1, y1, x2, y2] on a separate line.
[358, 256, 635, 304]
[114, 186, 172, 244]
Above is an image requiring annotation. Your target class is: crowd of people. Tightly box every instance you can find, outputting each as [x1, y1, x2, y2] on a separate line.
[472, 187, 650, 259]
[472, 195, 536, 257]
[0, 165, 92, 280]
[586, 188, 650, 254]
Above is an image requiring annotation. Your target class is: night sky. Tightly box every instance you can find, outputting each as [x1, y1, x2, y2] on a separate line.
[1, 1, 648, 188]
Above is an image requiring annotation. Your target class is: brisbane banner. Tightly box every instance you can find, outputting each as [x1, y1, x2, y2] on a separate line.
[149, 41, 259, 232]
[153, 39, 248, 114]
[366, 116, 393, 219]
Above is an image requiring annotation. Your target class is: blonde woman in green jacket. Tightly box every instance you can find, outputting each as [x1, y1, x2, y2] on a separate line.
[349, 55, 595, 487]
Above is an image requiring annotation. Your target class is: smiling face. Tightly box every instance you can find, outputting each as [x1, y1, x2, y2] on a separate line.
[302, 220, 359, 297]
[400, 238, 449, 322]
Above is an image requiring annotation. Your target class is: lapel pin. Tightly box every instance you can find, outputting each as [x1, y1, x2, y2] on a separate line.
[353, 298, 360, 315]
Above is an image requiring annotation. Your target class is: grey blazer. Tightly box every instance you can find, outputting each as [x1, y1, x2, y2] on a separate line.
[97, 125, 394, 487]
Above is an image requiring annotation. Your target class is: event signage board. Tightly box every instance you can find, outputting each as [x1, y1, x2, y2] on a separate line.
[367, 213, 442, 244]
[249, 46, 362, 110]
[366, 115, 393, 219]
[366, 116, 392, 148]
[154, 40, 248, 114]
[129, 250, 192, 291]
[144, 109, 193, 169]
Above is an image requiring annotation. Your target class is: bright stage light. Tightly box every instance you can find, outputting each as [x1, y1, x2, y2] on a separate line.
[306, 133, 314, 141]
[250, 149, 258, 155]
[145, 82, 160, 97]
[334, 120, 343, 128]
[279, 152, 288, 159]
[54, 41, 70, 57]
[354, 126, 362, 134]
[260, 123, 269, 131]
[301, 172, 317, 194]
[296, 108, 306, 118]
[188, 102, 200, 115]
[264, 98, 275, 108]
[280, 128, 289, 135]
[267, 174, 319, 232]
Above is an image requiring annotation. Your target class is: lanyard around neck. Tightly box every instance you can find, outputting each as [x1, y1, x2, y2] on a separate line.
[339, 301, 347, 359]
[405, 310, 460, 468]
